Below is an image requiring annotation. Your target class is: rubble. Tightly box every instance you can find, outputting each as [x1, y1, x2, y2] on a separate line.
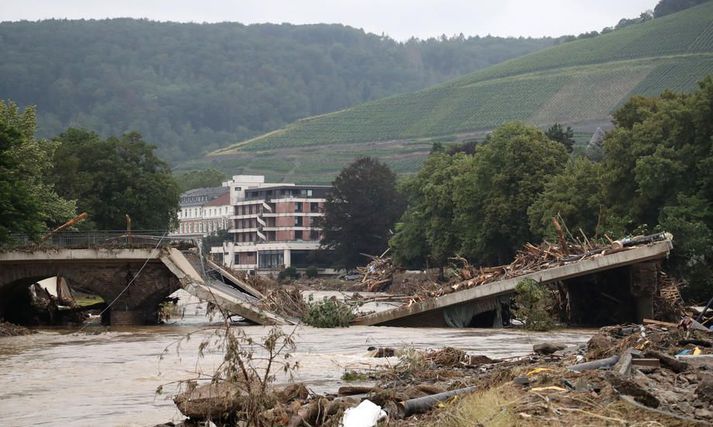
[171, 318, 713, 425]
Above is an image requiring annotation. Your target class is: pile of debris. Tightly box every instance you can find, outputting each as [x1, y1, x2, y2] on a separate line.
[259, 287, 308, 320]
[405, 232, 672, 303]
[169, 316, 713, 425]
[357, 253, 396, 292]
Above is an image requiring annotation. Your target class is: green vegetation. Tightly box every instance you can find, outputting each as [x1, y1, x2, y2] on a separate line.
[319, 158, 404, 269]
[302, 297, 355, 328]
[514, 279, 556, 331]
[391, 123, 568, 267]
[0, 19, 557, 162]
[211, 2, 713, 183]
[0, 101, 75, 243]
[391, 77, 713, 300]
[277, 266, 300, 281]
[175, 169, 227, 192]
[51, 129, 180, 230]
[304, 266, 319, 279]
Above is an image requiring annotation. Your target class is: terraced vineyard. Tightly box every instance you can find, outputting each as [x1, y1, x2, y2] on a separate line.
[205, 2, 713, 183]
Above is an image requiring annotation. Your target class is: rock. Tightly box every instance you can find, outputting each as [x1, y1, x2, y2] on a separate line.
[367, 347, 395, 357]
[695, 408, 713, 418]
[464, 354, 495, 365]
[513, 376, 530, 386]
[533, 342, 566, 355]
[587, 333, 616, 359]
[695, 376, 713, 403]
[606, 374, 660, 408]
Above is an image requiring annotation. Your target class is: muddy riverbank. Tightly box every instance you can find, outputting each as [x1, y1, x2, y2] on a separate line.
[0, 308, 592, 426]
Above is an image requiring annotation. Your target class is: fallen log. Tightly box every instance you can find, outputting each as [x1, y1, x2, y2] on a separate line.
[644, 350, 688, 373]
[338, 386, 378, 396]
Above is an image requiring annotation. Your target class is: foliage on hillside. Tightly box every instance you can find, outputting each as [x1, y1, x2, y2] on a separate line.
[175, 169, 228, 192]
[0, 19, 557, 162]
[225, 1, 713, 157]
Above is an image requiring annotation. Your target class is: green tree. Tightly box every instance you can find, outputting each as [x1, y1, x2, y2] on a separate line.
[454, 122, 568, 264]
[545, 123, 575, 153]
[599, 77, 713, 299]
[319, 157, 404, 269]
[390, 153, 466, 268]
[175, 169, 228, 192]
[51, 128, 180, 230]
[528, 157, 605, 238]
[654, 0, 709, 17]
[0, 101, 75, 243]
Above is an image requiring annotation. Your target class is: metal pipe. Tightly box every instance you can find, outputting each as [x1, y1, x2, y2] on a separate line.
[569, 355, 620, 372]
[397, 386, 477, 418]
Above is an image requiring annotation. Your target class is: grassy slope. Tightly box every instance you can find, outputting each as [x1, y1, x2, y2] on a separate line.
[199, 2, 713, 183]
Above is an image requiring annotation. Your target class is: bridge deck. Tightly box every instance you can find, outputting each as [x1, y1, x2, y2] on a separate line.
[160, 248, 292, 325]
[353, 239, 673, 327]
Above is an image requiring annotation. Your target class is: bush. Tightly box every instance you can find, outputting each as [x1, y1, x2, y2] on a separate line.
[305, 266, 319, 278]
[514, 279, 555, 331]
[278, 266, 299, 281]
[303, 296, 355, 328]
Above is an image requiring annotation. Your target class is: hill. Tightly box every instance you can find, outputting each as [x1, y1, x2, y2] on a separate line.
[206, 1, 713, 183]
[0, 19, 556, 162]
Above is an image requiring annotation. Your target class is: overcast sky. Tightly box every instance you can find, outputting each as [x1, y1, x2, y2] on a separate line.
[1, 0, 658, 40]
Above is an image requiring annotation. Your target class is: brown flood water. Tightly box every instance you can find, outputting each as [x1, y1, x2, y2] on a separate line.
[0, 293, 594, 426]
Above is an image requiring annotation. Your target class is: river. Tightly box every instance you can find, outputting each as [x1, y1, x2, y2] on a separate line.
[0, 292, 594, 426]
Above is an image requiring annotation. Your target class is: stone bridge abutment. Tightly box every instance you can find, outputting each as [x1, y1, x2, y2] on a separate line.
[0, 249, 181, 325]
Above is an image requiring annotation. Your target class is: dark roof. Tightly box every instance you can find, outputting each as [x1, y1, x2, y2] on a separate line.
[180, 187, 229, 207]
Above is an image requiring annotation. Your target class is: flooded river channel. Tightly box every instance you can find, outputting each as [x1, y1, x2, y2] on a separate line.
[0, 295, 594, 426]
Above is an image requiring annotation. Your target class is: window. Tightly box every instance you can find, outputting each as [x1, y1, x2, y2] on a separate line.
[294, 216, 303, 226]
[294, 202, 303, 213]
[310, 202, 319, 212]
[295, 230, 304, 240]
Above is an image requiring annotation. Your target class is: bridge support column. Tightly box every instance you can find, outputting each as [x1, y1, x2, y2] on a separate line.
[110, 309, 149, 326]
[631, 261, 658, 323]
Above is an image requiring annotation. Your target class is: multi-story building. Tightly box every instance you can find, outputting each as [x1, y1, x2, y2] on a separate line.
[174, 187, 231, 236]
[213, 175, 331, 272]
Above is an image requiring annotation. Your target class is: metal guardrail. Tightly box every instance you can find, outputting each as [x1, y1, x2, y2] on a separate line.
[6, 230, 200, 249]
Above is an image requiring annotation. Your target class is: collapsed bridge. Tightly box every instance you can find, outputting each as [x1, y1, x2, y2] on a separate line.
[353, 234, 674, 328]
[0, 234, 291, 326]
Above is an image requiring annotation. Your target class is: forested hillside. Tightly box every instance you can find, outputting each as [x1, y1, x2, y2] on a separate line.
[205, 1, 713, 183]
[0, 19, 556, 161]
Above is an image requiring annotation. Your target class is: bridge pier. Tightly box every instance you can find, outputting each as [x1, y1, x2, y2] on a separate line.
[110, 309, 150, 326]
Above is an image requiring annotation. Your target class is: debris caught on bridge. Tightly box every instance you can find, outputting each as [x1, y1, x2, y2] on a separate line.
[383, 232, 673, 305]
[358, 252, 396, 292]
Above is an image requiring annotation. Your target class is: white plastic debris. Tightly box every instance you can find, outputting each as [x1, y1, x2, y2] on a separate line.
[341, 399, 387, 427]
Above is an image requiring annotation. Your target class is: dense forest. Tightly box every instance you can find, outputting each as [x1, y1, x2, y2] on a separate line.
[0, 19, 557, 162]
